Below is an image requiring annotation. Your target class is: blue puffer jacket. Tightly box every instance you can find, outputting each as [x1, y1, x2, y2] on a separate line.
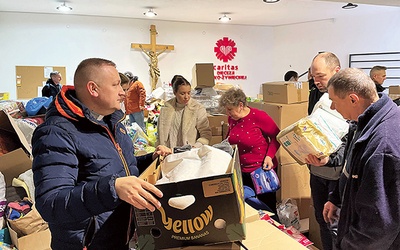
[32, 86, 153, 250]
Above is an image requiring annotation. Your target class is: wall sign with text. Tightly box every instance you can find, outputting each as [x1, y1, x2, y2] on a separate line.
[213, 37, 247, 81]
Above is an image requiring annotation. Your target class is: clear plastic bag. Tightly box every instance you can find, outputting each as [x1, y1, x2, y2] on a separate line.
[276, 198, 300, 229]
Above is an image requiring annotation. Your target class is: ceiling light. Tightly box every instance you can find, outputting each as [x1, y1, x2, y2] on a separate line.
[56, 2, 72, 11]
[342, 3, 358, 9]
[263, 0, 280, 3]
[219, 14, 231, 22]
[143, 9, 157, 17]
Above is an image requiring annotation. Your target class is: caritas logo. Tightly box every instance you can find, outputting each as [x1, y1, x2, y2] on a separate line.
[213, 37, 247, 81]
[214, 37, 237, 62]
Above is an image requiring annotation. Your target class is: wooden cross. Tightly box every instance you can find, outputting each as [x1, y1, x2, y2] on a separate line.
[131, 25, 174, 91]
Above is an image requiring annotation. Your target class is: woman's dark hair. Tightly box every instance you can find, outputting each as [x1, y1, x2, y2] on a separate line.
[171, 75, 191, 93]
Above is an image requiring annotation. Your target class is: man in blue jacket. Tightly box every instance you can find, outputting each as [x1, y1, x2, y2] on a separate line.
[323, 68, 400, 249]
[32, 58, 172, 250]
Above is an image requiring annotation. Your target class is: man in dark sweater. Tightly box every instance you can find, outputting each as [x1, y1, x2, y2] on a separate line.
[324, 68, 400, 249]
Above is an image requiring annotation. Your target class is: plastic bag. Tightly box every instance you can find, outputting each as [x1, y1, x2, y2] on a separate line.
[250, 167, 280, 194]
[25, 97, 52, 116]
[277, 198, 300, 230]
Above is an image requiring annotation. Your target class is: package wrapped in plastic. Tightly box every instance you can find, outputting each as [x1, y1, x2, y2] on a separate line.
[277, 106, 349, 165]
[0, 101, 26, 119]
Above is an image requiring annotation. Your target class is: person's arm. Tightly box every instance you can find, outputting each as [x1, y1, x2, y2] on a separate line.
[339, 154, 400, 249]
[32, 125, 123, 224]
[194, 106, 212, 147]
[137, 81, 146, 110]
[257, 110, 280, 168]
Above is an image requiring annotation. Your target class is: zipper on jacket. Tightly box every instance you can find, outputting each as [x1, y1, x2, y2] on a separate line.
[95, 120, 133, 244]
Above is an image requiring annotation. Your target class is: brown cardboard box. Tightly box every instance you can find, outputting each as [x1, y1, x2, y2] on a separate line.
[209, 135, 223, 145]
[192, 63, 215, 89]
[248, 101, 308, 130]
[135, 148, 246, 250]
[207, 115, 228, 136]
[262, 82, 309, 104]
[168, 204, 309, 249]
[9, 225, 51, 250]
[0, 110, 52, 249]
[248, 101, 308, 164]
[0, 110, 32, 185]
[276, 162, 311, 220]
[389, 85, 400, 94]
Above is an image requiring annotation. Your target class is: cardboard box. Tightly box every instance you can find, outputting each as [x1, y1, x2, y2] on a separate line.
[209, 135, 223, 145]
[8, 224, 51, 250]
[389, 85, 400, 94]
[0, 110, 32, 185]
[135, 148, 246, 250]
[240, 204, 309, 250]
[0, 110, 52, 249]
[248, 102, 308, 130]
[276, 162, 311, 220]
[248, 101, 308, 164]
[262, 82, 309, 104]
[207, 115, 228, 136]
[168, 204, 310, 249]
[192, 63, 215, 89]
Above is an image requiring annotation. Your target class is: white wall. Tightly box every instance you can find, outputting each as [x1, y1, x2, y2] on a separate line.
[273, 8, 400, 85]
[0, 12, 274, 99]
[1, 8, 400, 101]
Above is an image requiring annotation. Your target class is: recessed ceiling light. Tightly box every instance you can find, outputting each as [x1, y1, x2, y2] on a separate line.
[143, 9, 157, 17]
[56, 2, 72, 11]
[342, 3, 358, 9]
[219, 14, 231, 22]
[263, 0, 280, 3]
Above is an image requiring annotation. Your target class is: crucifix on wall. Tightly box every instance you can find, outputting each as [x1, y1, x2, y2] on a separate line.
[131, 25, 174, 91]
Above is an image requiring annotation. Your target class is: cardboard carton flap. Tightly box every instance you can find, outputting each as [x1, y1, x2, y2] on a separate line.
[1, 148, 32, 186]
[0, 110, 32, 156]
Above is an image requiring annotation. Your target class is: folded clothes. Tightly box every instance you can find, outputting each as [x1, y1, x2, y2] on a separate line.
[6, 199, 32, 220]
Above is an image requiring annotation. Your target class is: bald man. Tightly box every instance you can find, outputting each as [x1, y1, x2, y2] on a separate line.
[307, 52, 347, 250]
[32, 58, 171, 250]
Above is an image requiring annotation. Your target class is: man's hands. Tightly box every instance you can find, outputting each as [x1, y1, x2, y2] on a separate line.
[152, 145, 172, 160]
[115, 176, 163, 212]
[323, 201, 339, 224]
[305, 154, 329, 166]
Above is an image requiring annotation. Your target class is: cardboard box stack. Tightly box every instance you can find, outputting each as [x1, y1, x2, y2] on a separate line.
[0, 110, 51, 250]
[207, 115, 228, 145]
[249, 88, 311, 224]
[135, 147, 246, 250]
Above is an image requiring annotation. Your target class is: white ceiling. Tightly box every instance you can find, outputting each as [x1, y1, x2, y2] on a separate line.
[0, 0, 399, 26]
